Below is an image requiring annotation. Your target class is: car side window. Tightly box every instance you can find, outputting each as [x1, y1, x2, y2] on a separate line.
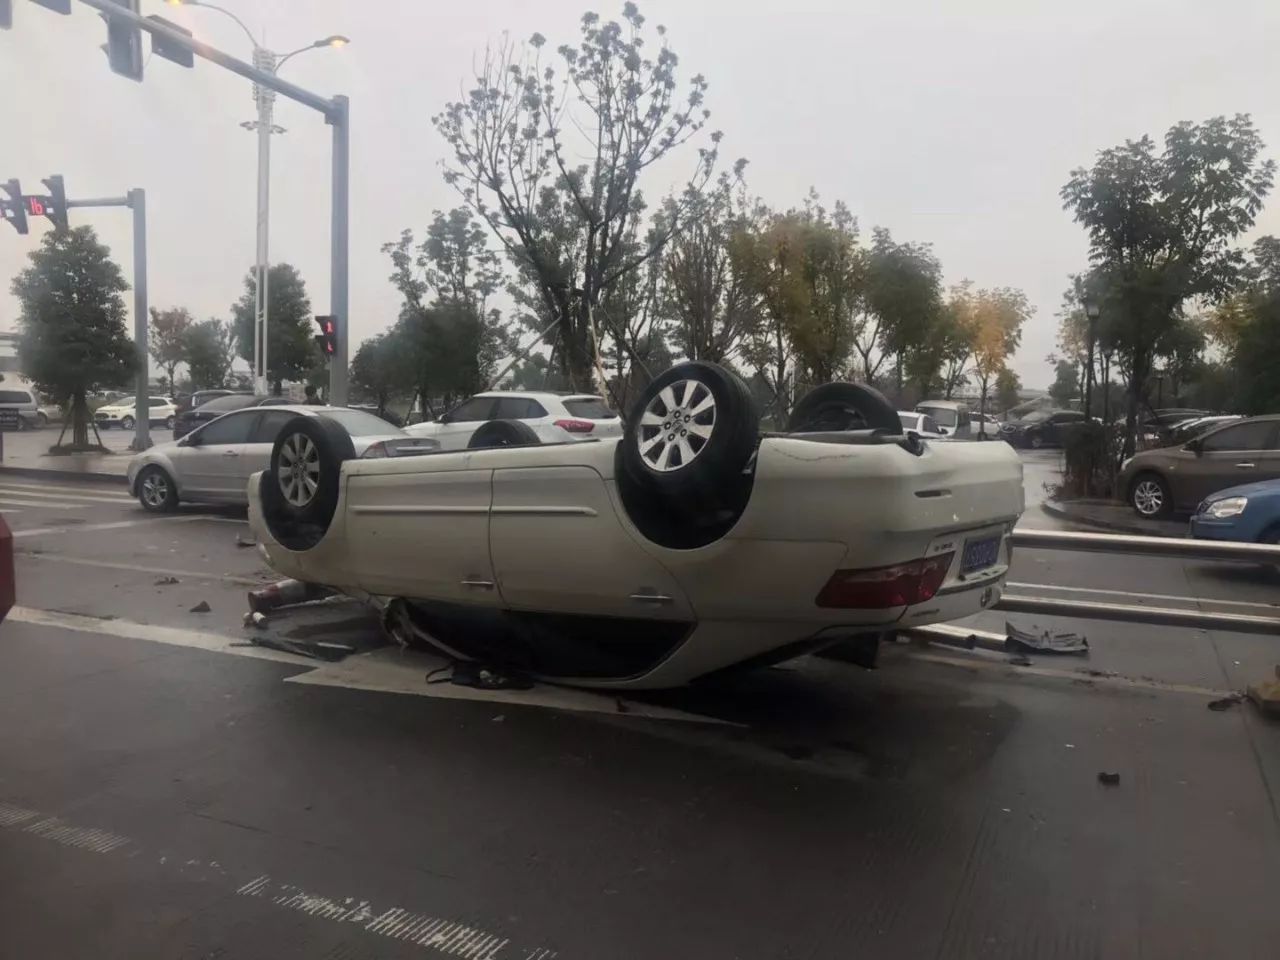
[196, 411, 257, 445]
[445, 397, 497, 423]
[492, 397, 545, 419]
[250, 410, 298, 444]
[923, 416, 940, 433]
[149, 398, 167, 408]
[1200, 421, 1275, 452]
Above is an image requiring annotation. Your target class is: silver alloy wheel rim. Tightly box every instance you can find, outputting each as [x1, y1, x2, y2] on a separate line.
[1030, 434, 1043, 448]
[278, 432, 321, 507]
[636, 378, 716, 473]
[122, 416, 134, 429]
[1133, 479, 1163, 516]
[140, 471, 168, 508]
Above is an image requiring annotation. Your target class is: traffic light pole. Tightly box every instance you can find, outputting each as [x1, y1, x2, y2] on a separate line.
[73, 0, 350, 405]
[66, 189, 150, 451]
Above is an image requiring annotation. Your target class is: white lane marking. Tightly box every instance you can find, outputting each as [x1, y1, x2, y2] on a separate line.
[13, 515, 214, 538]
[0, 479, 128, 496]
[16, 552, 267, 586]
[1008, 580, 1280, 612]
[20, 815, 130, 853]
[0, 485, 132, 503]
[6, 606, 306, 665]
[0, 803, 39, 827]
[0, 498, 84, 509]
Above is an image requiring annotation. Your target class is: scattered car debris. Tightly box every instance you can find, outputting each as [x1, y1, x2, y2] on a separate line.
[1207, 694, 1243, 712]
[1007, 655, 1033, 667]
[1006, 622, 1089, 656]
[234, 535, 258, 548]
[242, 611, 268, 629]
[154, 576, 179, 586]
[243, 634, 356, 661]
[189, 601, 211, 614]
[1246, 666, 1280, 719]
[247, 579, 333, 614]
[426, 662, 534, 691]
[1097, 771, 1122, 786]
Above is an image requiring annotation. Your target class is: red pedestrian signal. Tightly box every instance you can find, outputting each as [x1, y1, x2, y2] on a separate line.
[313, 315, 337, 359]
[26, 196, 44, 216]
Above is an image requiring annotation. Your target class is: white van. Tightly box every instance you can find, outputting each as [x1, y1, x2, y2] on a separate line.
[0, 386, 41, 429]
[915, 400, 972, 439]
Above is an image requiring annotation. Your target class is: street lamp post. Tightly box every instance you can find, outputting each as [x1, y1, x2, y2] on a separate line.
[168, 2, 347, 396]
[1082, 296, 1101, 419]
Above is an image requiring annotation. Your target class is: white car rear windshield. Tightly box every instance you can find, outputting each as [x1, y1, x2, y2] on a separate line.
[563, 398, 617, 419]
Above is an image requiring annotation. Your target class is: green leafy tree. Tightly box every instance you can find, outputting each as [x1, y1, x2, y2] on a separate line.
[148, 306, 193, 394]
[350, 332, 409, 416]
[862, 228, 944, 399]
[995, 367, 1021, 413]
[1048, 359, 1078, 406]
[1061, 114, 1275, 454]
[185, 318, 236, 389]
[11, 227, 137, 450]
[231, 263, 313, 395]
[969, 287, 1031, 433]
[1211, 236, 1280, 413]
[434, 4, 724, 389]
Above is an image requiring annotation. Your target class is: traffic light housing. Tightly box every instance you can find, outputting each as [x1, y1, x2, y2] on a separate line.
[313, 316, 338, 359]
[1, 179, 27, 235]
[103, 0, 143, 82]
[41, 175, 68, 231]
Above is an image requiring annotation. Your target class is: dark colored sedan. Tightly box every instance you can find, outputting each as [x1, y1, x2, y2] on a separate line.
[171, 393, 294, 439]
[999, 409, 1087, 449]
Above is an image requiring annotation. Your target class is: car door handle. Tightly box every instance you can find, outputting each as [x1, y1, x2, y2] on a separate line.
[460, 578, 494, 590]
[629, 591, 673, 605]
[1236, 462, 1256, 468]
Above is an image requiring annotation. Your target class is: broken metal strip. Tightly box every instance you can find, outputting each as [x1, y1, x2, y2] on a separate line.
[1010, 528, 1280, 563]
[995, 594, 1280, 635]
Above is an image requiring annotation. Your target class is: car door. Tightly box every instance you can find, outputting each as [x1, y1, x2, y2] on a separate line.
[432, 397, 498, 450]
[179, 410, 259, 499]
[1178, 420, 1279, 507]
[491, 396, 549, 438]
[489, 465, 693, 621]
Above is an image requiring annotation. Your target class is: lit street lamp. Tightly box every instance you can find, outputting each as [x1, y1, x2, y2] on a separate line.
[1082, 295, 1101, 419]
[167, 1, 348, 395]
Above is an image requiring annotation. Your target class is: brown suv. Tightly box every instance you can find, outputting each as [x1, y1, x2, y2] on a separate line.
[1119, 415, 1280, 518]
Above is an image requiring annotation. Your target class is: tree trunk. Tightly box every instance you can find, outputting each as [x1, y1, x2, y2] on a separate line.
[70, 391, 90, 450]
[272, 379, 283, 397]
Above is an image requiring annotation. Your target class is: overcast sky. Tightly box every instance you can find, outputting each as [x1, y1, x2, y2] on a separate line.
[3, 0, 1279, 388]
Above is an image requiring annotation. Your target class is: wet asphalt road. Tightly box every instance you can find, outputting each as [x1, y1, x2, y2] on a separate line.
[1, 457, 1278, 959]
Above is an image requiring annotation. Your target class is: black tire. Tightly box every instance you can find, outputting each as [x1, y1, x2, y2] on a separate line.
[1129, 471, 1172, 519]
[165, 415, 175, 430]
[622, 361, 759, 498]
[120, 415, 135, 431]
[266, 414, 355, 526]
[36, 412, 48, 428]
[1028, 431, 1045, 449]
[136, 465, 179, 513]
[786, 382, 900, 434]
[467, 419, 541, 449]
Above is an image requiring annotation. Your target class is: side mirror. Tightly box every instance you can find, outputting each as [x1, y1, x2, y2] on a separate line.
[179, 433, 198, 447]
[1185, 438, 1202, 455]
[938, 427, 950, 436]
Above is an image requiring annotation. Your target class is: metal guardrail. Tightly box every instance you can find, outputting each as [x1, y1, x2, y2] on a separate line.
[992, 528, 1280, 635]
[1010, 528, 1280, 563]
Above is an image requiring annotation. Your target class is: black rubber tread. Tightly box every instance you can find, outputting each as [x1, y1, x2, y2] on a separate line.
[467, 419, 542, 449]
[260, 415, 355, 550]
[786, 381, 900, 434]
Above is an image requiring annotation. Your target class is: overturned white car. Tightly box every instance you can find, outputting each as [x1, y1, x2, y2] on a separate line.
[248, 362, 1024, 688]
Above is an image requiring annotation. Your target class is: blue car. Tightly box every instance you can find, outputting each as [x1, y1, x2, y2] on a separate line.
[1188, 478, 1280, 546]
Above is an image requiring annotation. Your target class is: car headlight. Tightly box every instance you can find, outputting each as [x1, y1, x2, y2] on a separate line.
[1203, 496, 1248, 519]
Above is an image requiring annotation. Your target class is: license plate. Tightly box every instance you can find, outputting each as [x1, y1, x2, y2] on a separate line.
[961, 536, 1000, 574]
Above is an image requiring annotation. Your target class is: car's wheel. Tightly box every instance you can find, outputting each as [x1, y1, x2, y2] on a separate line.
[785, 381, 900, 434]
[120, 415, 136, 430]
[622, 361, 759, 497]
[267, 415, 355, 525]
[165, 415, 175, 430]
[1130, 472, 1172, 519]
[136, 466, 178, 513]
[36, 412, 48, 428]
[1028, 432, 1045, 449]
[467, 419, 541, 449]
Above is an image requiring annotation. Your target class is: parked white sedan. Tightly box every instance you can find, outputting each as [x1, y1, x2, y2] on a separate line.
[247, 365, 1024, 689]
[406, 390, 622, 450]
[127, 405, 437, 511]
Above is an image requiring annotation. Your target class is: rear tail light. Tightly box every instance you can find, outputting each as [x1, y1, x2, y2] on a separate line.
[815, 553, 954, 609]
[361, 441, 389, 459]
[554, 418, 595, 434]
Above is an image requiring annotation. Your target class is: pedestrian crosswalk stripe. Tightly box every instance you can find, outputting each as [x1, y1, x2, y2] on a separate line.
[0, 486, 130, 504]
[0, 483, 130, 502]
[0, 498, 84, 509]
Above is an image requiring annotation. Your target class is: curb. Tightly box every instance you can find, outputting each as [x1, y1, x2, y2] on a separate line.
[0, 465, 127, 485]
[1040, 499, 1180, 538]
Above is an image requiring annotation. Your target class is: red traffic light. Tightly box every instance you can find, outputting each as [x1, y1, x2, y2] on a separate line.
[26, 196, 45, 216]
[313, 315, 337, 358]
